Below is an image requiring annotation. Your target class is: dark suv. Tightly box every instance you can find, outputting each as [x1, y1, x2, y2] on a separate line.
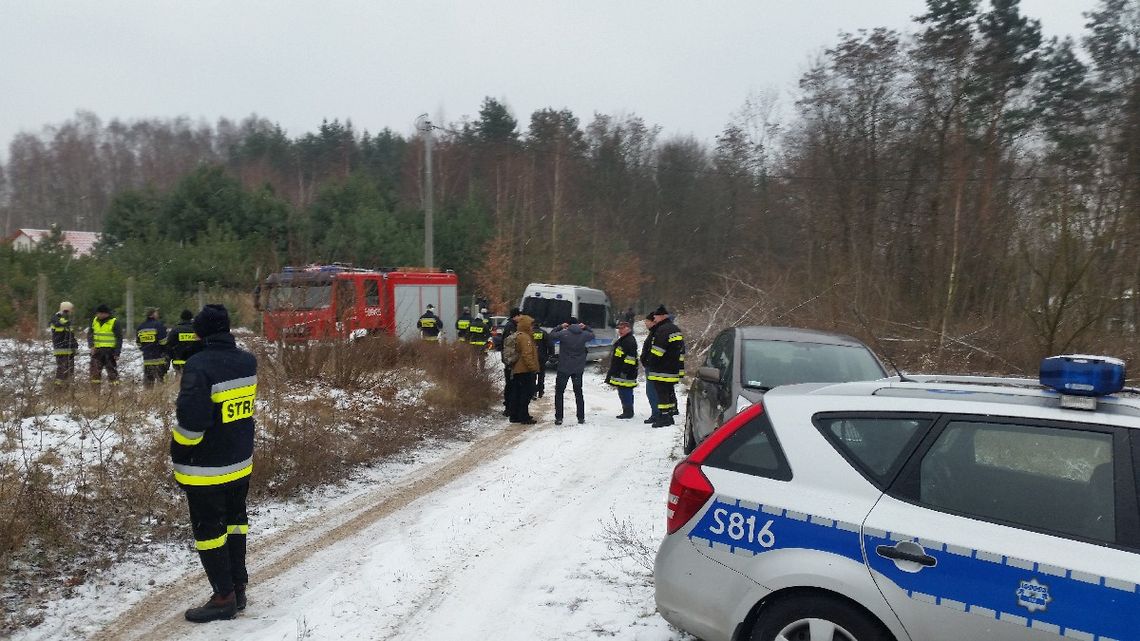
[685, 326, 887, 453]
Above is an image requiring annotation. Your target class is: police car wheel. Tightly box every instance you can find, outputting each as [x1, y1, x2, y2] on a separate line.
[750, 594, 893, 641]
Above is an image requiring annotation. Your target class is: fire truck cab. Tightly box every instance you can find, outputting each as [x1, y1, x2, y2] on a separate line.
[259, 264, 458, 342]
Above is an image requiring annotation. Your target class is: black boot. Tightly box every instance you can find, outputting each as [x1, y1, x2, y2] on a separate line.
[234, 583, 247, 611]
[616, 408, 634, 419]
[185, 591, 237, 622]
[644, 416, 657, 424]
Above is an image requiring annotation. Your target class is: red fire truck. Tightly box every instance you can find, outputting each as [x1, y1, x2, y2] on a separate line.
[258, 264, 459, 342]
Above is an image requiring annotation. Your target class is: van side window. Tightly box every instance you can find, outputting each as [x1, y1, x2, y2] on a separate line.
[579, 302, 606, 328]
[903, 420, 1116, 544]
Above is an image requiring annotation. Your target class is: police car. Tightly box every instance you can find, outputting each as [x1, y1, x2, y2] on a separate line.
[655, 355, 1140, 641]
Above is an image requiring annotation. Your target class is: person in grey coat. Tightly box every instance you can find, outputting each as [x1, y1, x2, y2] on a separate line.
[550, 317, 595, 425]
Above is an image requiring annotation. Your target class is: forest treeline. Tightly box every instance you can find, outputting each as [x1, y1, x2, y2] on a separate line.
[1, 0, 1137, 365]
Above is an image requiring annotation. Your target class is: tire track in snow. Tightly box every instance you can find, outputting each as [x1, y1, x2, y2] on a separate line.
[91, 421, 533, 641]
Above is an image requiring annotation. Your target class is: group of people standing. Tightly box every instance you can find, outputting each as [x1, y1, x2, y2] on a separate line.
[48, 301, 202, 388]
[417, 304, 493, 349]
[495, 304, 685, 428]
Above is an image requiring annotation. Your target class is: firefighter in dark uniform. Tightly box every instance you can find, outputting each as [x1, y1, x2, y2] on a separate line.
[136, 307, 169, 387]
[168, 309, 203, 374]
[418, 304, 442, 342]
[532, 322, 555, 398]
[606, 320, 639, 418]
[88, 304, 123, 387]
[467, 309, 491, 350]
[172, 304, 257, 623]
[455, 307, 472, 343]
[646, 305, 685, 428]
[49, 301, 79, 386]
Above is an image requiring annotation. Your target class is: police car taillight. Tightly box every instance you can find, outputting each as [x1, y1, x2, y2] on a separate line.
[666, 403, 764, 534]
[1040, 355, 1125, 410]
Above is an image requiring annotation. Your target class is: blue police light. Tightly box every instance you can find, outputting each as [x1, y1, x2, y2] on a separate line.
[1039, 355, 1125, 397]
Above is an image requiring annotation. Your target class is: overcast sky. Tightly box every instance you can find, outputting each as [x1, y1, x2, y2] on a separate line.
[0, 0, 1093, 154]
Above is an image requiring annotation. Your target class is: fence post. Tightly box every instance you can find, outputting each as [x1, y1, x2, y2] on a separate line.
[125, 276, 135, 331]
[37, 273, 47, 331]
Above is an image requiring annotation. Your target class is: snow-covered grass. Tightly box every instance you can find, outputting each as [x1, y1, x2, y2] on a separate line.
[0, 335, 500, 635]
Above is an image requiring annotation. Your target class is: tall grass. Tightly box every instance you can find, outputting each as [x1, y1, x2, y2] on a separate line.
[0, 336, 497, 632]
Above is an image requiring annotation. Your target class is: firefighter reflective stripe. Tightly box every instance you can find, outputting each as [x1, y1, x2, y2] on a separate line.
[196, 531, 228, 551]
[658, 402, 677, 410]
[138, 329, 157, 343]
[211, 376, 257, 424]
[143, 358, 167, 366]
[92, 318, 117, 348]
[457, 320, 470, 330]
[211, 376, 257, 399]
[172, 424, 205, 446]
[419, 318, 437, 328]
[608, 377, 637, 387]
[52, 324, 71, 332]
[227, 524, 249, 535]
[624, 357, 637, 365]
[179, 332, 198, 341]
[615, 347, 625, 358]
[650, 346, 666, 357]
[172, 359, 187, 366]
[647, 371, 681, 383]
[173, 458, 253, 486]
[533, 331, 543, 340]
[54, 349, 74, 356]
[669, 332, 684, 342]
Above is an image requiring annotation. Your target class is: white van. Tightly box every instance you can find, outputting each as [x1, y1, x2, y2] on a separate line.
[519, 283, 615, 363]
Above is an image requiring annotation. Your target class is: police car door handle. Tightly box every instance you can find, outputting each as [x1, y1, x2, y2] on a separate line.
[875, 543, 937, 568]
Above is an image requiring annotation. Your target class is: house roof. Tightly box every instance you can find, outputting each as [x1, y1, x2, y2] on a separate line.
[8, 228, 100, 256]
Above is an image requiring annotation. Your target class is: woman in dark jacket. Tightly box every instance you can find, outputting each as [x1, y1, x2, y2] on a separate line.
[606, 320, 639, 418]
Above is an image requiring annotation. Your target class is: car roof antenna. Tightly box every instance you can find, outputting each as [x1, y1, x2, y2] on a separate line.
[851, 306, 916, 383]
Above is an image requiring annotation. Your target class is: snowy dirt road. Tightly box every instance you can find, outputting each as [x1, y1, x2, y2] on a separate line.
[83, 370, 689, 641]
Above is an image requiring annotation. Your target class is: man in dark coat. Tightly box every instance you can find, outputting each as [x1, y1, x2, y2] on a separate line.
[48, 301, 79, 386]
[172, 304, 257, 622]
[418, 304, 442, 342]
[136, 307, 169, 387]
[88, 304, 123, 387]
[606, 320, 639, 418]
[640, 312, 661, 424]
[550, 317, 595, 425]
[168, 309, 203, 374]
[646, 305, 685, 428]
[455, 307, 472, 343]
[501, 307, 522, 417]
[532, 323, 555, 398]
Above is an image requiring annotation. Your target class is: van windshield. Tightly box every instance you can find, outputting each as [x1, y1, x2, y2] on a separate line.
[522, 297, 572, 328]
[265, 283, 333, 310]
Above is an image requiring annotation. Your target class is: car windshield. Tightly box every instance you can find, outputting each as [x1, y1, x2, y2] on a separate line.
[265, 283, 333, 310]
[740, 339, 885, 390]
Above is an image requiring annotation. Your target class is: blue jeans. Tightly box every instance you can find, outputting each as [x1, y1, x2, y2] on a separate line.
[617, 386, 634, 410]
[645, 381, 661, 418]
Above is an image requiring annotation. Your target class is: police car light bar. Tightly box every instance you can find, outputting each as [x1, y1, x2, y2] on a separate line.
[1040, 355, 1126, 410]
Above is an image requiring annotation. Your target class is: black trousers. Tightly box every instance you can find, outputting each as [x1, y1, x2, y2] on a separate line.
[142, 363, 168, 387]
[554, 372, 585, 421]
[653, 380, 678, 414]
[510, 372, 536, 421]
[54, 355, 75, 382]
[89, 348, 119, 383]
[503, 365, 515, 410]
[185, 479, 249, 596]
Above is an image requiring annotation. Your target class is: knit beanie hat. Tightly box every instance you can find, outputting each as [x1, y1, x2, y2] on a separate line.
[180, 309, 193, 321]
[193, 304, 230, 338]
[95, 304, 111, 314]
[653, 305, 670, 317]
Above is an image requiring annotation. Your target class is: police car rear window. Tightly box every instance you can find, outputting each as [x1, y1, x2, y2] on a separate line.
[814, 414, 934, 488]
[703, 411, 792, 481]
